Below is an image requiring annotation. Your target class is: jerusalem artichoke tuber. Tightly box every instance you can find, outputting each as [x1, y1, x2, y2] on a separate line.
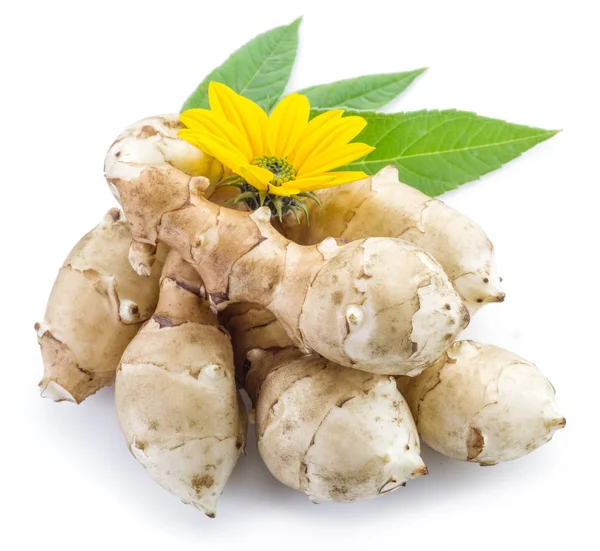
[223, 305, 427, 503]
[115, 251, 246, 517]
[283, 166, 504, 314]
[35, 209, 165, 403]
[398, 341, 565, 465]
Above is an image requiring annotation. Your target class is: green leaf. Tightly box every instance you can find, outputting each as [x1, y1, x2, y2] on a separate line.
[297, 69, 426, 110]
[340, 110, 559, 196]
[181, 18, 301, 112]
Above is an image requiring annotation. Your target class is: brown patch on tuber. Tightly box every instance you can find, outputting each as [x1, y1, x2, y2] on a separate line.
[467, 427, 485, 460]
[191, 474, 215, 492]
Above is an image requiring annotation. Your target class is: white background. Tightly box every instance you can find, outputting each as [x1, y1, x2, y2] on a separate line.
[2, 0, 598, 549]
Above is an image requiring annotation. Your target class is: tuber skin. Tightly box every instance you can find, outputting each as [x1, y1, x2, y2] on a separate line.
[223, 304, 427, 503]
[35, 209, 165, 403]
[104, 114, 225, 276]
[397, 341, 565, 465]
[105, 116, 470, 376]
[283, 166, 505, 314]
[115, 251, 247, 517]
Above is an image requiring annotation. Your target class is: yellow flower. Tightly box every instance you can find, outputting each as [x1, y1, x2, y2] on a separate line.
[178, 82, 374, 197]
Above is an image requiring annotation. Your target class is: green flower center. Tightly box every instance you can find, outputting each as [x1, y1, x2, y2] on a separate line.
[251, 155, 297, 186]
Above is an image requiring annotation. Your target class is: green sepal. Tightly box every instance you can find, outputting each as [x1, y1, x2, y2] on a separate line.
[298, 191, 322, 208]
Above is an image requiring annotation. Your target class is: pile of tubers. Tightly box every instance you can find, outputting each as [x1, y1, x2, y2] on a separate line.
[36, 114, 565, 516]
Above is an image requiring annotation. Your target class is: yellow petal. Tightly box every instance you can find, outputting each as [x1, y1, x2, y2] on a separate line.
[267, 93, 310, 158]
[307, 109, 345, 127]
[237, 164, 271, 191]
[177, 129, 215, 155]
[178, 129, 247, 171]
[268, 184, 301, 197]
[310, 116, 368, 157]
[289, 110, 346, 168]
[181, 109, 253, 161]
[208, 82, 269, 157]
[291, 174, 338, 191]
[296, 171, 368, 191]
[298, 143, 375, 177]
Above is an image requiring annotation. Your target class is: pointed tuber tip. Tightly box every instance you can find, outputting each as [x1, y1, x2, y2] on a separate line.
[412, 465, 429, 477]
[39, 379, 76, 403]
[549, 416, 567, 430]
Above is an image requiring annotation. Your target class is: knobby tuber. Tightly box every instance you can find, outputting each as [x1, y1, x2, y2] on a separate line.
[398, 341, 565, 465]
[283, 166, 505, 314]
[115, 251, 247, 517]
[35, 209, 165, 403]
[34, 104, 565, 517]
[223, 304, 427, 503]
[104, 116, 469, 376]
